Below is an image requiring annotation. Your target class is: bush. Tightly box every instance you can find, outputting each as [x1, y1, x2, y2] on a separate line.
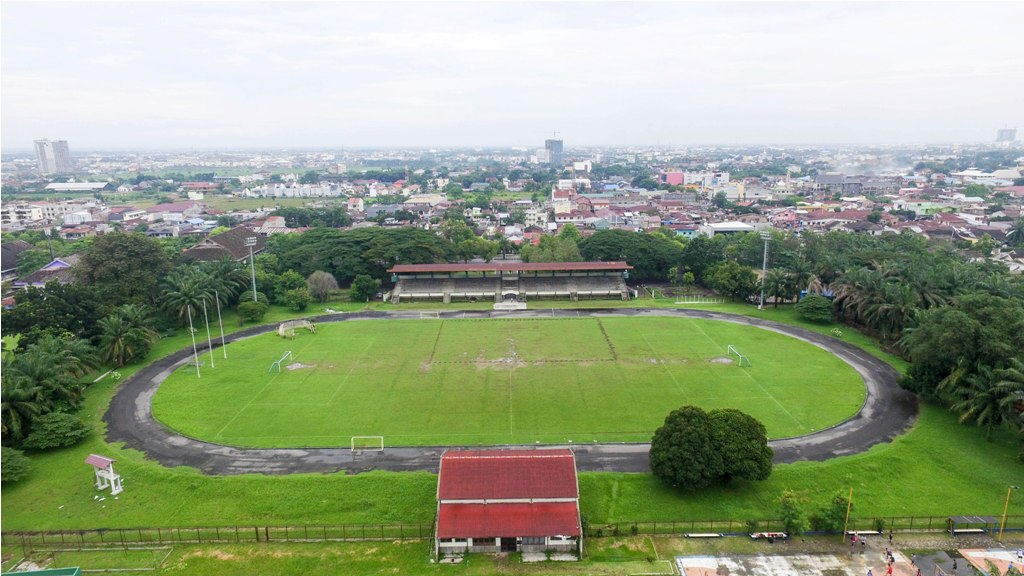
[349, 274, 381, 303]
[810, 490, 853, 533]
[22, 413, 91, 450]
[307, 271, 339, 303]
[279, 287, 311, 312]
[237, 301, 269, 324]
[795, 294, 833, 323]
[778, 490, 808, 537]
[238, 291, 270, 305]
[1, 447, 31, 483]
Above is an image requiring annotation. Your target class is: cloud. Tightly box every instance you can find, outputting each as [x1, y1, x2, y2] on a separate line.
[2, 2, 1023, 149]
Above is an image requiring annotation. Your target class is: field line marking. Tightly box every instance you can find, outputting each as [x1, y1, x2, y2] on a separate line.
[427, 320, 445, 364]
[686, 318, 806, 431]
[638, 332, 688, 401]
[326, 337, 377, 403]
[211, 334, 321, 440]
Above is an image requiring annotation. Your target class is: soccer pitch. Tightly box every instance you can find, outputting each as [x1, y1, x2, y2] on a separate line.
[152, 317, 865, 447]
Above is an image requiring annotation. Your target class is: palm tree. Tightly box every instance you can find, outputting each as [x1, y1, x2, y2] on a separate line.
[765, 269, 795, 308]
[28, 335, 99, 379]
[160, 268, 216, 325]
[97, 307, 159, 367]
[995, 358, 1024, 430]
[863, 282, 921, 340]
[1006, 217, 1024, 247]
[0, 379, 45, 441]
[948, 365, 1011, 440]
[198, 259, 250, 304]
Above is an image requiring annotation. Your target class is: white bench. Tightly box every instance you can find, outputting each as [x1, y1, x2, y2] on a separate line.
[685, 533, 724, 538]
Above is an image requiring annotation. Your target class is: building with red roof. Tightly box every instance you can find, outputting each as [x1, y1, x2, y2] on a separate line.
[435, 449, 582, 558]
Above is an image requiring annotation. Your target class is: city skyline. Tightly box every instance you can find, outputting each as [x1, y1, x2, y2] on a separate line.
[2, 2, 1022, 151]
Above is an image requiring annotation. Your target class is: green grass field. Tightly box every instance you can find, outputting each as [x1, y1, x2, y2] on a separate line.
[152, 317, 865, 447]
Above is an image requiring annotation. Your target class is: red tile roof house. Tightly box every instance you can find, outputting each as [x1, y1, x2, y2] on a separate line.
[435, 449, 582, 559]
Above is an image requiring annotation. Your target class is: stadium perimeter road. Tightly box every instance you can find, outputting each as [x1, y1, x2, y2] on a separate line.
[104, 308, 917, 475]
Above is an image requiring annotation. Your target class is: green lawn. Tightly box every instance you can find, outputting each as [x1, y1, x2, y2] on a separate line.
[2, 302, 1021, 535]
[152, 317, 864, 447]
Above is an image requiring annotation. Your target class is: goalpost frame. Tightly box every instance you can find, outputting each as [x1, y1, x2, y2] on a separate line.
[269, 351, 293, 373]
[351, 436, 385, 452]
[726, 345, 752, 367]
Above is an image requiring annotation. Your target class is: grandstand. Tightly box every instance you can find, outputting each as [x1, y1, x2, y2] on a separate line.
[387, 262, 632, 304]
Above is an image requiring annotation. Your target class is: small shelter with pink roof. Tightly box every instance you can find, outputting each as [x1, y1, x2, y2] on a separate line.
[85, 454, 123, 496]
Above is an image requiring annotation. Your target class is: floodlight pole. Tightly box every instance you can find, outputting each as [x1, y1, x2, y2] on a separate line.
[214, 289, 226, 359]
[841, 486, 854, 543]
[245, 236, 258, 302]
[999, 485, 1019, 541]
[202, 298, 215, 368]
[187, 304, 200, 379]
[758, 230, 771, 310]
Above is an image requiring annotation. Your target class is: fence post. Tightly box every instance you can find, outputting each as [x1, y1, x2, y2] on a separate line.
[927, 517, 932, 531]
[254, 526, 260, 543]
[909, 517, 914, 531]
[323, 526, 327, 541]
[265, 527, 270, 542]
[196, 527, 201, 543]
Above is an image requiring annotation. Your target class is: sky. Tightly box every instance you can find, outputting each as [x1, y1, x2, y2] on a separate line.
[2, 1, 1023, 151]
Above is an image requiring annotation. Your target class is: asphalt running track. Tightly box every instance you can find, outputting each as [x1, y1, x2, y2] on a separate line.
[104, 308, 918, 475]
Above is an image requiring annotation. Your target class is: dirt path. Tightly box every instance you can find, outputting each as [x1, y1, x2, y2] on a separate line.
[103, 308, 917, 475]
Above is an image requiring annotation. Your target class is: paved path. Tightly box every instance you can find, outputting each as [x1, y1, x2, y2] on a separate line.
[104, 308, 917, 475]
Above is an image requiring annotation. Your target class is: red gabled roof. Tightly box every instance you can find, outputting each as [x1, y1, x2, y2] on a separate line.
[438, 449, 577, 500]
[389, 262, 631, 274]
[437, 502, 580, 538]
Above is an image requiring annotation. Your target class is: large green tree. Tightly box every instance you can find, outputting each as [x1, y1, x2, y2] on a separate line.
[76, 232, 171, 307]
[649, 406, 723, 491]
[579, 229, 683, 281]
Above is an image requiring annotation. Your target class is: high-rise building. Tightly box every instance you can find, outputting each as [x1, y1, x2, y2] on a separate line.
[545, 138, 563, 167]
[996, 128, 1017, 142]
[34, 139, 73, 174]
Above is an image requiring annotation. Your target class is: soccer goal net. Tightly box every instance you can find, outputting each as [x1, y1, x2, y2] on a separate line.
[269, 351, 293, 373]
[726, 345, 752, 367]
[351, 436, 385, 452]
[419, 311, 441, 319]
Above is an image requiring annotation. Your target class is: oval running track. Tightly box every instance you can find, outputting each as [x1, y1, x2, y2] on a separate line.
[104, 308, 918, 475]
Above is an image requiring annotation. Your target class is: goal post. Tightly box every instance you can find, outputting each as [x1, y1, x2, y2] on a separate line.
[351, 436, 385, 452]
[726, 345, 752, 367]
[269, 351, 293, 373]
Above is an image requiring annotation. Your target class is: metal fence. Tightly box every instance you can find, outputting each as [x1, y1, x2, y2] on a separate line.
[585, 515, 1024, 537]
[4, 515, 1020, 549]
[1, 522, 436, 549]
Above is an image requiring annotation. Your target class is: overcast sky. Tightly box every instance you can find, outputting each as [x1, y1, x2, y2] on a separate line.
[2, 2, 1022, 151]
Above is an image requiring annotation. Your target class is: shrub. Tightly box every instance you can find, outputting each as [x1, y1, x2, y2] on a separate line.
[1, 447, 31, 483]
[778, 489, 808, 537]
[279, 287, 311, 312]
[237, 301, 269, 324]
[810, 490, 853, 533]
[22, 413, 91, 450]
[238, 290, 270, 305]
[349, 274, 381, 303]
[307, 271, 339, 303]
[795, 294, 833, 323]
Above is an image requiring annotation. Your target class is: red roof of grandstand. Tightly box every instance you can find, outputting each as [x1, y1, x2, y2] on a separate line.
[438, 449, 578, 500]
[437, 502, 581, 538]
[389, 262, 631, 274]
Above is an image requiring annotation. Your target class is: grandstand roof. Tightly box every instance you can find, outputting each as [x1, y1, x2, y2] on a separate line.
[438, 449, 578, 501]
[389, 261, 632, 273]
